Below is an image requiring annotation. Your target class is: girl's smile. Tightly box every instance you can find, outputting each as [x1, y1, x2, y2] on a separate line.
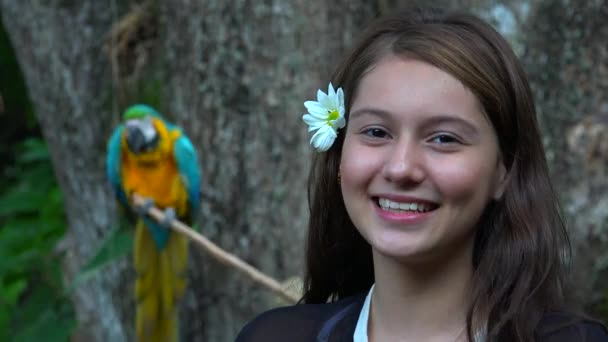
[374, 194, 438, 224]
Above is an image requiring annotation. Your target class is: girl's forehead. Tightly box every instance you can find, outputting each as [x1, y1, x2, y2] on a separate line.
[352, 58, 480, 115]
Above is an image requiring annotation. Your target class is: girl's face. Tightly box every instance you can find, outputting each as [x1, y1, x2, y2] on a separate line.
[340, 55, 506, 264]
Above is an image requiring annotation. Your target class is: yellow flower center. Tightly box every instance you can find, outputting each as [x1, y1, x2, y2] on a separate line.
[327, 109, 339, 122]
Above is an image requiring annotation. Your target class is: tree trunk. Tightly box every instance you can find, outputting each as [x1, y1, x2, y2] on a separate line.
[519, 0, 608, 314]
[159, 1, 376, 340]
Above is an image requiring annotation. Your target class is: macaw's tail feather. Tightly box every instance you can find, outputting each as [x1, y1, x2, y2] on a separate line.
[134, 220, 189, 342]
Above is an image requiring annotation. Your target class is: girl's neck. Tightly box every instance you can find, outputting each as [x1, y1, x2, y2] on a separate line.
[368, 246, 473, 342]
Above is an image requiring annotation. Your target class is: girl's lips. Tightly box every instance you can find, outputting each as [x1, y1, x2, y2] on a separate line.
[375, 205, 435, 223]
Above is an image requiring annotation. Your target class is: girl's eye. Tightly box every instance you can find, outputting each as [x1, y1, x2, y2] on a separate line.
[363, 128, 389, 139]
[431, 134, 460, 144]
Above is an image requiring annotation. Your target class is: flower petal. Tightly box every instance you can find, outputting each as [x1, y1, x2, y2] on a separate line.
[328, 83, 336, 98]
[304, 101, 329, 119]
[302, 114, 325, 131]
[311, 125, 337, 152]
[316, 89, 328, 103]
[329, 85, 343, 115]
[317, 90, 333, 110]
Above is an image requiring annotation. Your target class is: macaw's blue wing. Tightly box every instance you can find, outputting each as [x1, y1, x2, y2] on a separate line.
[173, 132, 201, 219]
[106, 124, 128, 206]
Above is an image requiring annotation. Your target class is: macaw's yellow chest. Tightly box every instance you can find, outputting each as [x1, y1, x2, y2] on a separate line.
[122, 153, 186, 211]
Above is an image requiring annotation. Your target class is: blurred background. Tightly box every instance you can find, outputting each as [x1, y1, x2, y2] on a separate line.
[0, 0, 606, 341]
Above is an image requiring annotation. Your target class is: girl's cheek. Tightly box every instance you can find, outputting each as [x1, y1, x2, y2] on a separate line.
[432, 158, 495, 197]
[341, 146, 383, 183]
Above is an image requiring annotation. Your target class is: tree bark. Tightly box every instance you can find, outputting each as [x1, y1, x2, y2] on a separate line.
[159, 1, 376, 340]
[519, 0, 608, 313]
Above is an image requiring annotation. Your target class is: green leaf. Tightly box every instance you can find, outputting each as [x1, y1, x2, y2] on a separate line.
[11, 293, 75, 342]
[0, 249, 40, 277]
[9, 276, 75, 337]
[18, 138, 50, 163]
[1, 278, 27, 305]
[13, 309, 75, 342]
[70, 227, 133, 289]
[0, 189, 47, 217]
[10, 281, 55, 327]
[0, 308, 9, 342]
[0, 220, 38, 250]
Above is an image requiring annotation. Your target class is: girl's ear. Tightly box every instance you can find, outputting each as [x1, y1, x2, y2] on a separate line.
[492, 160, 507, 200]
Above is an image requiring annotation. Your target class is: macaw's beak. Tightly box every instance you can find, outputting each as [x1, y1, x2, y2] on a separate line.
[125, 117, 160, 154]
[126, 125, 147, 154]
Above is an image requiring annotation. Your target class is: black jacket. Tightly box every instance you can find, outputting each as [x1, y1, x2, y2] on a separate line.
[236, 294, 608, 342]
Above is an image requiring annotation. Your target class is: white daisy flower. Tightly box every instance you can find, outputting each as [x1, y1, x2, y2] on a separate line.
[302, 83, 346, 152]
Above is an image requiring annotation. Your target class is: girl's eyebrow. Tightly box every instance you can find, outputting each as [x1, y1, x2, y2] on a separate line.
[420, 115, 480, 138]
[349, 107, 392, 120]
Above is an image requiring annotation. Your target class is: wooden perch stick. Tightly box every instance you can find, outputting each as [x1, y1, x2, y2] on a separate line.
[131, 193, 299, 304]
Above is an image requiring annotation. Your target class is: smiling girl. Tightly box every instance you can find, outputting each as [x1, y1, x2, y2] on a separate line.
[237, 6, 608, 342]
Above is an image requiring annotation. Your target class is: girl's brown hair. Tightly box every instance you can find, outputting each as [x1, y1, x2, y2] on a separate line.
[302, 7, 570, 341]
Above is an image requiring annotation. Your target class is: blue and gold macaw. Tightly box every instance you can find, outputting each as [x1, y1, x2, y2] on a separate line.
[106, 104, 201, 342]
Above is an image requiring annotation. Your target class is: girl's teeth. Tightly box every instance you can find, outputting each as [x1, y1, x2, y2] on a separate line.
[378, 198, 432, 212]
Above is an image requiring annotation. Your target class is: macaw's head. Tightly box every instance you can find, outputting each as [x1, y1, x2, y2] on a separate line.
[122, 104, 162, 154]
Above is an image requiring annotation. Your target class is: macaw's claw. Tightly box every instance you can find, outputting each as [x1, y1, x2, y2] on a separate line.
[162, 207, 177, 228]
[136, 198, 155, 216]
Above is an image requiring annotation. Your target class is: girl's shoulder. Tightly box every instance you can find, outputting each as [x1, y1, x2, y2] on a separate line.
[235, 294, 365, 342]
[537, 311, 608, 341]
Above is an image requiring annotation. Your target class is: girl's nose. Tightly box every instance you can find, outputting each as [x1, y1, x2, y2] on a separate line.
[381, 140, 426, 185]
